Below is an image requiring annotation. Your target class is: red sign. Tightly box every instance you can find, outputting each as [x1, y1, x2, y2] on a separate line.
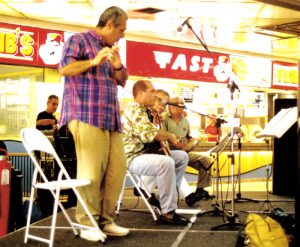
[0, 23, 64, 68]
[272, 61, 298, 90]
[126, 40, 230, 83]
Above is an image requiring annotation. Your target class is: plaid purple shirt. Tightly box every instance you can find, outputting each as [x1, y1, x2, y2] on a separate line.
[59, 30, 125, 132]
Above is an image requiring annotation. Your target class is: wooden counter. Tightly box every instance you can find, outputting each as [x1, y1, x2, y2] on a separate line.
[187, 141, 273, 177]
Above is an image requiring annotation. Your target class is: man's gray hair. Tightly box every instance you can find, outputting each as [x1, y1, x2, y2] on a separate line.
[97, 6, 128, 28]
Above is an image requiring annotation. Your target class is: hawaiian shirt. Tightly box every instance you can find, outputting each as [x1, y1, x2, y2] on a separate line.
[122, 102, 159, 165]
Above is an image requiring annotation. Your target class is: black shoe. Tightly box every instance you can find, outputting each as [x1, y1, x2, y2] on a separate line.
[185, 189, 211, 207]
[133, 187, 149, 198]
[148, 194, 161, 210]
[158, 212, 190, 226]
[196, 188, 211, 200]
[133, 187, 161, 210]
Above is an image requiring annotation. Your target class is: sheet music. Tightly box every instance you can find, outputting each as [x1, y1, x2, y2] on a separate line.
[256, 107, 297, 138]
[207, 135, 230, 155]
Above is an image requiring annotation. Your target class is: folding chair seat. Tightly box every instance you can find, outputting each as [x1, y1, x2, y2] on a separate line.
[20, 128, 106, 247]
[116, 170, 161, 221]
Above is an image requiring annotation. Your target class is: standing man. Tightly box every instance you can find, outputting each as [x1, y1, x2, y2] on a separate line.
[122, 80, 190, 225]
[59, 6, 129, 241]
[36, 94, 59, 131]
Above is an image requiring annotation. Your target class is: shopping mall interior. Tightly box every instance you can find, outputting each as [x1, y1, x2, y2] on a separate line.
[0, 1, 299, 246]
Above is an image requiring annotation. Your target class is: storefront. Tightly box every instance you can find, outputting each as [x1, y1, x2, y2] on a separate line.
[0, 22, 65, 140]
[0, 22, 298, 176]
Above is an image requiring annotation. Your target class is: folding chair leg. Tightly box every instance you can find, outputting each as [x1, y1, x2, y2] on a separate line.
[116, 175, 126, 215]
[24, 169, 38, 244]
[127, 172, 160, 221]
[48, 188, 62, 247]
[24, 186, 36, 243]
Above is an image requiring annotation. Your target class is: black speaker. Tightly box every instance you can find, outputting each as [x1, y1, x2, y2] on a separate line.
[272, 98, 297, 196]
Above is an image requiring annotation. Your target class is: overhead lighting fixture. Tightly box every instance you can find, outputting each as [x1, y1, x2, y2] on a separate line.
[132, 7, 165, 14]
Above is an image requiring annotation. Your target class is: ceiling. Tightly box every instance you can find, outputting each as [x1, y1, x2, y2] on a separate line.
[0, 0, 300, 61]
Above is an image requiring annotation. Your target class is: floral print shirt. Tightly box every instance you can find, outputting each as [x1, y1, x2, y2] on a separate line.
[122, 102, 159, 165]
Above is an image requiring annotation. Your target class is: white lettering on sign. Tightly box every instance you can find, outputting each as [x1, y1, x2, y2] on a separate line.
[202, 57, 214, 73]
[152, 51, 229, 82]
[172, 54, 187, 71]
[190, 56, 200, 72]
[153, 51, 172, 68]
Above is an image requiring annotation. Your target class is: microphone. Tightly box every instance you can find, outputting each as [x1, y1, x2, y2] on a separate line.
[233, 127, 244, 138]
[177, 17, 192, 32]
[166, 102, 186, 109]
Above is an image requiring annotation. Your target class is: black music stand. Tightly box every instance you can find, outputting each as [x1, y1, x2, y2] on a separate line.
[227, 130, 259, 204]
[197, 135, 230, 219]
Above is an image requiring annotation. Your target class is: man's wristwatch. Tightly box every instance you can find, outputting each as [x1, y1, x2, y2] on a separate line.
[113, 65, 124, 71]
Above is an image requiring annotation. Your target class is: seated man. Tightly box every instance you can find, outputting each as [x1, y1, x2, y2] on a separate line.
[164, 97, 212, 206]
[135, 89, 196, 205]
[122, 80, 190, 225]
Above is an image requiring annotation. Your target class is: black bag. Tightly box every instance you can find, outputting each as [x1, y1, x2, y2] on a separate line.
[22, 200, 42, 223]
[142, 141, 165, 155]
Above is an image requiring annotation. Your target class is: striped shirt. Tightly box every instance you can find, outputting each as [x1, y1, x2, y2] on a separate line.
[59, 30, 125, 132]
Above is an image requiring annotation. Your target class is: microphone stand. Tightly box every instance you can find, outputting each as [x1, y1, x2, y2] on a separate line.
[197, 134, 230, 219]
[182, 20, 244, 230]
[233, 134, 259, 203]
[209, 81, 243, 231]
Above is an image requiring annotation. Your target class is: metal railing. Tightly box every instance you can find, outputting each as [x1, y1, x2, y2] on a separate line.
[8, 153, 34, 197]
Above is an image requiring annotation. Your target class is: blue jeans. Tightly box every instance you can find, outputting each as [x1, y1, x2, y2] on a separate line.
[128, 150, 188, 214]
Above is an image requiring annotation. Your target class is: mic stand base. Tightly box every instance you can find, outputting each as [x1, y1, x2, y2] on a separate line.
[259, 199, 274, 214]
[210, 214, 244, 231]
[197, 196, 226, 217]
[225, 192, 259, 204]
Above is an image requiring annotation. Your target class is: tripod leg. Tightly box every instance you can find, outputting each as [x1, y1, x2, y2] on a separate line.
[211, 215, 244, 231]
[197, 202, 225, 217]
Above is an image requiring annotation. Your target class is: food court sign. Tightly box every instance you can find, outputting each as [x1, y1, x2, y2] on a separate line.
[272, 61, 298, 90]
[0, 22, 64, 68]
[126, 40, 230, 83]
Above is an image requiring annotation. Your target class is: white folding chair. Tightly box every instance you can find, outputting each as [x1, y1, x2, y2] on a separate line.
[116, 170, 161, 221]
[21, 128, 106, 247]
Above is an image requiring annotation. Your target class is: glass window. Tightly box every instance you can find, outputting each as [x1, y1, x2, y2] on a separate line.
[0, 64, 62, 140]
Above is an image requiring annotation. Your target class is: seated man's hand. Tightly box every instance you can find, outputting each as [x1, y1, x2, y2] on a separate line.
[171, 142, 190, 152]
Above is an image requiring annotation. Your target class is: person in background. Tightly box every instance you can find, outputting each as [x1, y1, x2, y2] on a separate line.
[122, 80, 190, 225]
[205, 114, 222, 143]
[165, 97, 212, 207]
[36, 94, 59, 131]
[59, 6, 129, 241]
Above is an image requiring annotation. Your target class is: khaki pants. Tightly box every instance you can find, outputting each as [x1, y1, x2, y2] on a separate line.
[188, 152, 212, 188]
[68, 120, 126, 226]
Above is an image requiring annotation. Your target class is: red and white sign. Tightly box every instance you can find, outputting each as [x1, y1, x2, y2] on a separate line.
[0, 23, 64, 68]
[126, 40, 230, 83]
[272, 61, 298, 90]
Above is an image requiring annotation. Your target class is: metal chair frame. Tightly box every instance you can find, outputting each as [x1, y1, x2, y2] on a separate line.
[21, 128, 106, 247]
[116, 170, 161, 221]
